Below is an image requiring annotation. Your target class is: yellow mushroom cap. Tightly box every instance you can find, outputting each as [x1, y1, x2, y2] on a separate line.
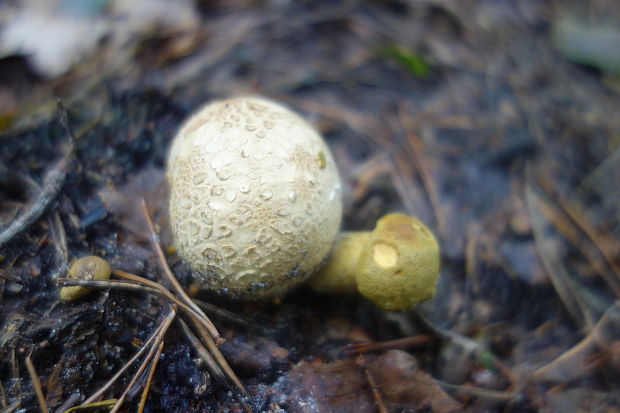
[167, 96, 342, 299]
[60, 256, 111, 302]
[355, 213, 440, 310]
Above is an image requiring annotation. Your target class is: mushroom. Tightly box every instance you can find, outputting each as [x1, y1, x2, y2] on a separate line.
[308, 213, 440, 310]
[167, 96, 342, 299]
[59, 255, 112, 302]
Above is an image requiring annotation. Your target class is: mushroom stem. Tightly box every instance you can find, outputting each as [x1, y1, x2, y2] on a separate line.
[308, 232, 370, 294]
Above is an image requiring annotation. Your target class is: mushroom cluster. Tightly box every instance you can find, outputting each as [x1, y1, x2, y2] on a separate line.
[167, 96, 342, 299]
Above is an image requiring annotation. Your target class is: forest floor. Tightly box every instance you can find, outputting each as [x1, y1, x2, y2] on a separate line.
[1, 0, 620, 412]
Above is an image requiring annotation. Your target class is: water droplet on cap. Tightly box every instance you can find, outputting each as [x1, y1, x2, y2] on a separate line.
[216, 169, 232, 181]
[259, 189, 273, 200]
[208, 200, 225, 211]
[239, 181, 251, 193]
[211, 185, 224, 196]
[180, 198, 192, 209]
[225, 191, 237, 202]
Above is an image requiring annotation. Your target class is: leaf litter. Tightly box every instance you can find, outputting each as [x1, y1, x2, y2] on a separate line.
[1, 0, 620, 412]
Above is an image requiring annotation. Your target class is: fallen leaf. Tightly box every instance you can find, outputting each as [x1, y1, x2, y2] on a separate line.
[287, 350, 460, 413]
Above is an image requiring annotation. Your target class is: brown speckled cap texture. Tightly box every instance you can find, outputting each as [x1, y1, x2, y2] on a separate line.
[167, 96, 342, 299]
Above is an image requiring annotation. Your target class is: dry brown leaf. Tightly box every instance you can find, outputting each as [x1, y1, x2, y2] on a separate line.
[287, 350, 460, 413]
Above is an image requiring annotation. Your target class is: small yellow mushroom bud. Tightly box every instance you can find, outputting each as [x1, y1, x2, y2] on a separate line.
[59, 256, 111, 302]
[309, 213, 440, 310]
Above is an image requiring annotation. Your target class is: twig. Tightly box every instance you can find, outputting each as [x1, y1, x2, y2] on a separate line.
[465, 223, 482, 293]
[0, 102, 75, 249]
[410, 308, 480, 352]
[194, 298, 257, 330]
[49, 212, 69, 279]
[397, 104, 445, 234]
[525, 178, 600, 329]
[0, 401, 20, 413]
[62, 399, 117, 413]
[53, 392, 80, 413]
[410, 310, 520, 392]
[356, 355, 387, 413]
[56, 278, 161, 295]
[178, 321, 252, 413]
[110, 312, 173, 413]
[24, 355, 49, 413]
[9, 349, 21, 409]
[561, 198, 620, 285]
[81, 309, 176, 406]
[112, 270, 221, 341]
[0, 379, 8, 408]
[56, 274, 247, 396]
[137, 341, 164, 413]
[57, 274, 222, 341]
[139, 199, 249, 399]
[533, 301, 620, 383]
[536, 173, 620, 298]
[435, 379, 518, 401]
[344, 334, 433, 355]
[138, 198, 223, 343]
[186, 313, 247, 394]
[178, 319, 228, 385]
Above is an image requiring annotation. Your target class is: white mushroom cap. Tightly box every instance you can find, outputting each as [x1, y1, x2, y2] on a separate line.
[167, 96, 342, 298]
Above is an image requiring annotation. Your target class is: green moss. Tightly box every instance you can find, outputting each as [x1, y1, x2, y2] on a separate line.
[380, 45, 431, 78]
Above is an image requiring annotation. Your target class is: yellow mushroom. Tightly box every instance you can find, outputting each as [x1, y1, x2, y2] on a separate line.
[59, 256, 111, 302]
[309, 213, 440, 310]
